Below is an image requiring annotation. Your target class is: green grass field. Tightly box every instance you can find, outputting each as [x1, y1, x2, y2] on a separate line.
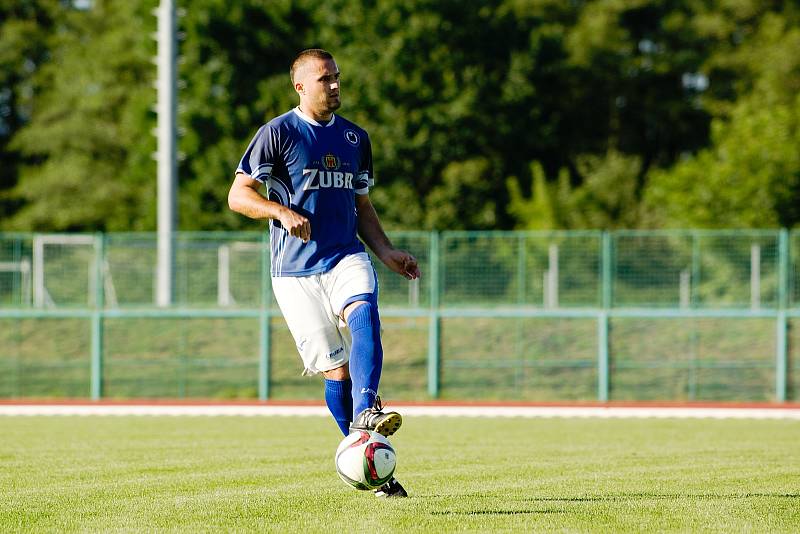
[2, 416, 799, 533]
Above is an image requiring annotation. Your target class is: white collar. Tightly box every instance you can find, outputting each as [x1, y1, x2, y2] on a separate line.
[293, 107, 336, 127]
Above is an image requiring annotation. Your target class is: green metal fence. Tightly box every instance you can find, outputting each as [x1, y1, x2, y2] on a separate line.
[0, 230, 798, 402]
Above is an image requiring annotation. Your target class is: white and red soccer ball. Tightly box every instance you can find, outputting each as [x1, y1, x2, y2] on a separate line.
[334, 430, 396, 490]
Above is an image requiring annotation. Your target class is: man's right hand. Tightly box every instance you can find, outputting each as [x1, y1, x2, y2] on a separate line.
[229, 174, 309, 241]
[278, 207, 311, 243]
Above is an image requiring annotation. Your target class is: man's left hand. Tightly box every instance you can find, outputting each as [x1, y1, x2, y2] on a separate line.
[382, 249, 421, 280]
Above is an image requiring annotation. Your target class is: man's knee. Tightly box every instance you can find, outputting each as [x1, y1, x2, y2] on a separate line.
[322, 363, 350, 380]
[345, 300, 379, 333]
[343, 299, 368, 323]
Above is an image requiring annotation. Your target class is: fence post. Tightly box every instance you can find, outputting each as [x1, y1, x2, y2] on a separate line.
[750, 243, 761, 310]
[90, 232, 105, 401]
[776, 229, 789, 402]
[601, 231, 612, 308]
[691, 233, 700, 307]
[259, 232, 271, 401]
[598, 232, 611, 402]
[598, 311, 609, 402]
[778, 229, 789, 309]
[776, 312, 787, 403]
[427, 231, 440, 398]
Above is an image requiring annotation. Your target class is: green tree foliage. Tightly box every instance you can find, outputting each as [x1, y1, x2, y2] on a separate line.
[507, 162, 559, 230]
[177, 0, 313, 230]
[509, 151, 643, 230]
[510, 0, 800, 230]
[1, 0, 798, 232]
[565, 0, 711, 168]
[6, 0, 157, 231]
[0, 0, 61, 222]
[494, 0, 715, 230]
[308, 0, 582, 230]
[644, 8, 800, 228]
[425, 158, 498, 229]
[645, 93, 800, 228]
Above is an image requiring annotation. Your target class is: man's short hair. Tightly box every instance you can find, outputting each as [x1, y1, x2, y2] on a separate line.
[290, 49, 334, 83]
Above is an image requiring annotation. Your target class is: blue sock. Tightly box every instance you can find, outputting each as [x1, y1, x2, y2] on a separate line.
[324, 378, 353, 436]
[347, 302, 383, 418]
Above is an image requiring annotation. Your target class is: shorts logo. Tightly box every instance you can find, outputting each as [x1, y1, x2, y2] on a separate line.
[323, 154, 340, 170]
[344, 129, 360, 147]
[328, 346, 344, 359]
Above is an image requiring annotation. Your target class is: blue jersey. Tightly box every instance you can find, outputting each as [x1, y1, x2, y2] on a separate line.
[237, 108, 373, 276]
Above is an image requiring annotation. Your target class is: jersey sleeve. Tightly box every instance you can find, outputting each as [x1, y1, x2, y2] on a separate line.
[353, 133, 374, 195]
[236, 124, 279, 183]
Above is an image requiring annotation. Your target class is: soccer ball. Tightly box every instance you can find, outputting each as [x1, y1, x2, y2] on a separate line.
[334, 430, 396, 490]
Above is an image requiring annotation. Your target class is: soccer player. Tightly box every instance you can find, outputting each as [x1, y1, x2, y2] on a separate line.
[228, 49, 420, 498]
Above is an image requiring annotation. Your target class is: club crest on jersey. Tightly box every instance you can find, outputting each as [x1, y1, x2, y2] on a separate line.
[344, 129, 360, 147]
[323, 154, 340, 170]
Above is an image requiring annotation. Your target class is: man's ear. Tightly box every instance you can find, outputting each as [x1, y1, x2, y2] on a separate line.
[294, 82, 304, 95]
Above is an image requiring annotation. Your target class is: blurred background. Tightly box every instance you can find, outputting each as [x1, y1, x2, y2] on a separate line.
[3, 0, 799, 232]
[0, 0, 798, 403]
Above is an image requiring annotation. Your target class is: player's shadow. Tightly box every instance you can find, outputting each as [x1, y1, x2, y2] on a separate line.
[423, 492, 800, 501]
[430, 509, 565, 516]
[425, 492, 799, 515]
[525, 493, 800, 502]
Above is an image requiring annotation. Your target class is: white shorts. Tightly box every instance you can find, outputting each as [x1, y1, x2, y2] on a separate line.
[271, 252, 377, 376]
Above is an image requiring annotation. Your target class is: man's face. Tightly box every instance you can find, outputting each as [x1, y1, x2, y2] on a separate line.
[296, 58, 341, 117]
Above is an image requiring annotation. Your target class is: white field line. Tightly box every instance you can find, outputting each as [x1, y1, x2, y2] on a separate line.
[1, 405, 800, 419]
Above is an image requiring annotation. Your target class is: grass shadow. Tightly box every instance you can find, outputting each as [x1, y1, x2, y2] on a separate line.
[430, 509, 565, 516]
[524, 493, 800, 502]
[423, 492, 800, 516]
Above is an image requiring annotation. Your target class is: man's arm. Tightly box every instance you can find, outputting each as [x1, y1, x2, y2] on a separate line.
[228, 172, 311, 242]
[355, 193, 420, 280]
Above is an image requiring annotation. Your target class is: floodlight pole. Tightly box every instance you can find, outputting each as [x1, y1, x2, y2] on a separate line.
[155, 0, 177, 307]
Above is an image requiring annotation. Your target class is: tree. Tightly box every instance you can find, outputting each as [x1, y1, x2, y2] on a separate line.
[176, 0, 313, 230]
[507, 162, 560, 230]
[508, 151, 644, 230]
[3, 0, 798, 232]
[566, 1, 713, 168]
[0, 0, 61, 224]
[644, 9, 800, 228]
[6, 0, 158, 231]
[307, 0, 584, 230]
[645, 94, 800, 228]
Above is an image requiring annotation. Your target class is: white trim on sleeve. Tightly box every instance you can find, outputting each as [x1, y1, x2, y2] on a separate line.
[251, 163, 274, 183]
